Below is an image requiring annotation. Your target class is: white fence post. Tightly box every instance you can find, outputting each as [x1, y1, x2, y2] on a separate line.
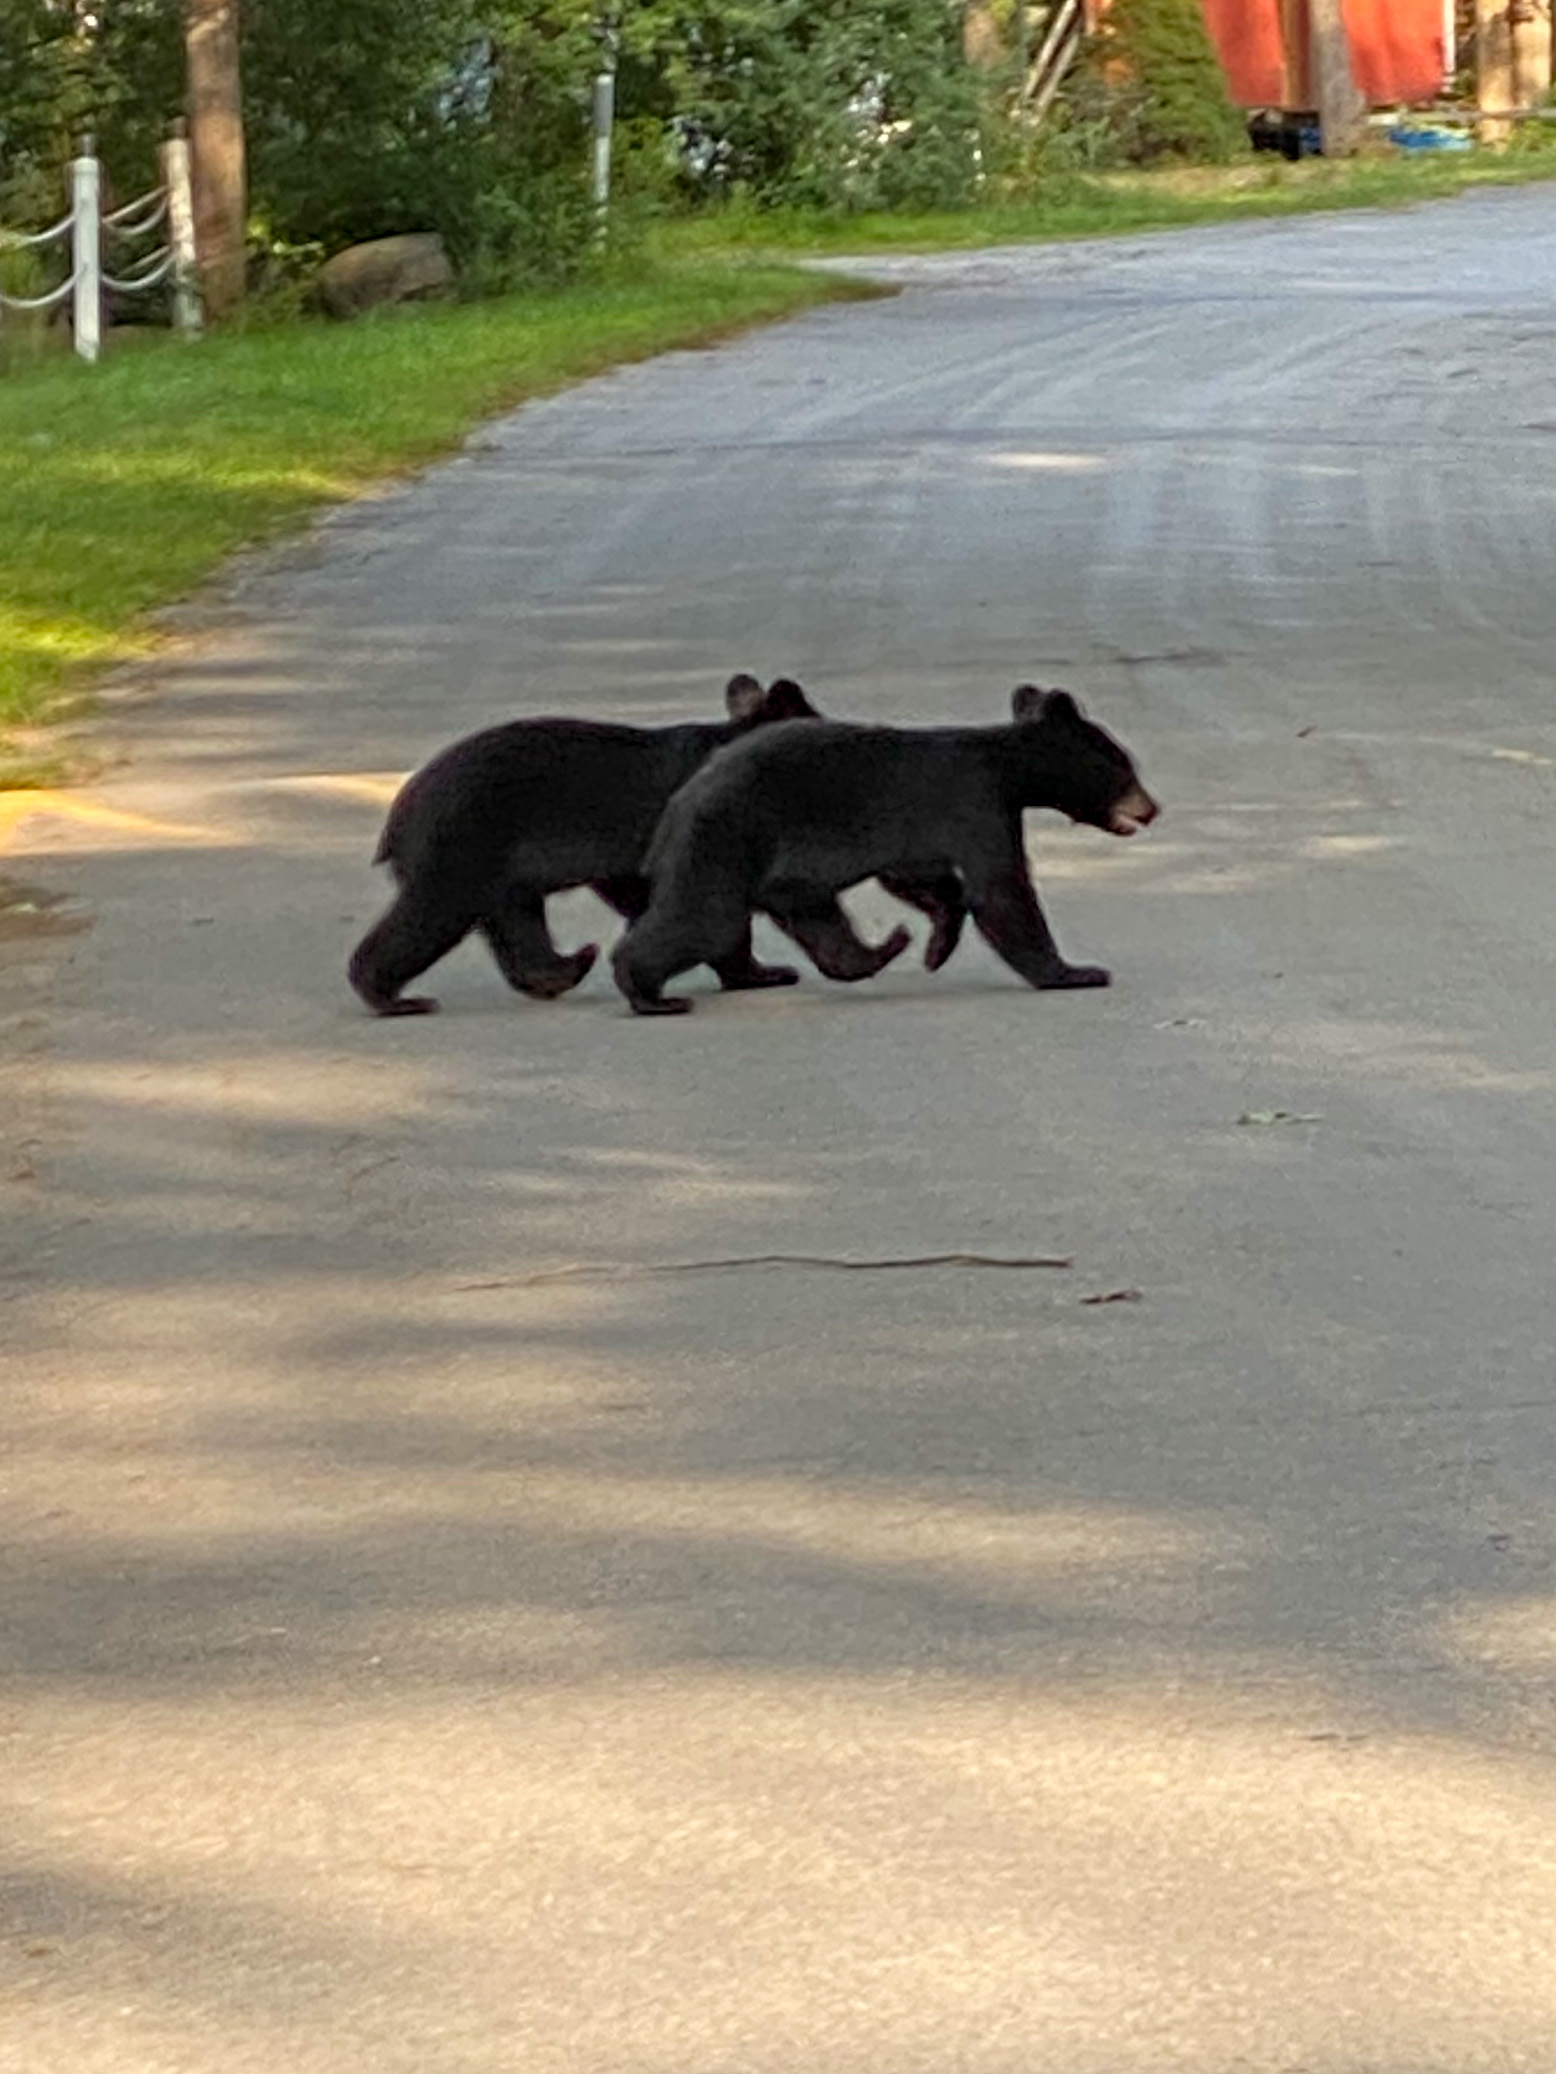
[161, 121, 203, 339]
[591, 65, 616, 243]
[2, 124, 201, 360]
[71, 136, 101, 364]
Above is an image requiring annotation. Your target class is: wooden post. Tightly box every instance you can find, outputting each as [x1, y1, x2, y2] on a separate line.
[161, 121, 203, 339]
[183, 0, 246, 319]
[1511, 0, 1552, 117]
[1478, 0, 1515, 143]
[1309, 0, 1366, 156]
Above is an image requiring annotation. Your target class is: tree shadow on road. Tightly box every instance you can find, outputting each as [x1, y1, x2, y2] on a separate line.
[6, 767, 1556, 2072]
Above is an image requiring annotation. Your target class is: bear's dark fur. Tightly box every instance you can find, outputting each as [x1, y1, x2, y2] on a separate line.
[610, 686, 1158, 1016]
[348, 674, 964, 1016]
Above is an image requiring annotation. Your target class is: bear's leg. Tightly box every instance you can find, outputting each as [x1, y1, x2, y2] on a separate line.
[609, 907, 698, 1015]
[763, 889, 912, 983]
[596, 875, 796, 995]
[610, 928, 696, 1014]
[877, 870, 967, 973]
[348, 890, 477, 1016]
[611, 895, 759, 1017]
[965, 864, 1109, 990]
[480, 887, 597, 1001]
[711, 933, 802, 992]
[591, 874, 652, 922]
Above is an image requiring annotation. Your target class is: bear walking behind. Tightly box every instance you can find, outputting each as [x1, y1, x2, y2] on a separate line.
[610, 685, 1158, 1016]
[347, 674, 816, 1015]
[348, 674, 965, 1017]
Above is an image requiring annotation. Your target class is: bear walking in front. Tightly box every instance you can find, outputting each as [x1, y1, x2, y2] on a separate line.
[610, 686, 1158, 1016]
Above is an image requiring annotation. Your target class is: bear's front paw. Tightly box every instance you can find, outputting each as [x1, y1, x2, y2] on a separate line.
[626, 994, 694, 1017]
[870, 924, 913, 974]
[519, 944, 599, 1000]
[720, 961, 801, 992]
[1040, 962, 1110, 990]
[924, 913, 965, 973]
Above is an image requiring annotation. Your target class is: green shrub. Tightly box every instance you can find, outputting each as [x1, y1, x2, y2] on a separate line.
[662, 0, 986, 214]
[1077, 0, 1246, 165]
[0, 242, 61, 372]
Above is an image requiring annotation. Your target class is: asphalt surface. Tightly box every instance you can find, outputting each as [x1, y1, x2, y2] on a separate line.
[7, 189, 1556, 2072]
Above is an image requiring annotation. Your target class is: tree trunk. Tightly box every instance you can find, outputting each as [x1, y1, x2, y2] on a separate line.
[184, 0, 246, 319]
[1477, 0, 1514, 141]
[963, 0, 1004, 68]
[1309, 0, 1367, 156]
[1511, 0, 1552, 120]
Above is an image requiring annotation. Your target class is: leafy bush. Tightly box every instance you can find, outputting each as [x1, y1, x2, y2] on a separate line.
[1, 0, 1247, 307]
[242, 0, 488, 253]
[1075, 0, 1245, 166]
[240, 0, 618, 286]
[0, 241, 60, 370]
[0, 0, 181, 219]
[658, 0, 986, 213]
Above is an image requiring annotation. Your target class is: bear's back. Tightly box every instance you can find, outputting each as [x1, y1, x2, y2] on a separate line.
[381, 716, 723, 879]
[646, 718, 993, 888]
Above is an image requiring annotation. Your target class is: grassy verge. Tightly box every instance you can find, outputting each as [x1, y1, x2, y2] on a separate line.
[0, 261, 866, 781]
[659, 146, 1556, 258]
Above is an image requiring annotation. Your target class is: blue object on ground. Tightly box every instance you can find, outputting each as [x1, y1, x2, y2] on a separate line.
[1389, 127, 1474, 152]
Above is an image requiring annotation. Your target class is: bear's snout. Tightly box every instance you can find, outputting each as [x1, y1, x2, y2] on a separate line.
[1108, 783, 1159, 837]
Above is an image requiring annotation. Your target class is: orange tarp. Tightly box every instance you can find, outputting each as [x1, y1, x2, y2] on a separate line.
[1342, 0, 1449, 102]
[1198, 0, 1448, 108]
[1200, 0, 1287, 106]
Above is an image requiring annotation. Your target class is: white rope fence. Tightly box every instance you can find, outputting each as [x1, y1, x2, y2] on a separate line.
[0, 125, 201, 362]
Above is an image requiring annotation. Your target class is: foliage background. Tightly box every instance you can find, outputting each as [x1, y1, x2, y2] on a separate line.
[0, 0, 1013, 280]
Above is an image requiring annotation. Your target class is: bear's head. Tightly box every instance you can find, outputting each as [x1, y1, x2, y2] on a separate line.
[725, 673, 820, 730]
[1010, 685, 1159, 837]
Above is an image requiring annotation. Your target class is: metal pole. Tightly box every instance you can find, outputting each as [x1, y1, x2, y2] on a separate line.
[591, 67, 615, 243]
[71, 137, 101, 363]
[162, 121, 204, 339]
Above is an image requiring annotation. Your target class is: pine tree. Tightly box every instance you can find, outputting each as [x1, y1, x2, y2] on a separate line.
[1091, 0, 1245, 163]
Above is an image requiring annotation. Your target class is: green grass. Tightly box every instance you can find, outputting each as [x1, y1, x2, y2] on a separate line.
[0, 261, 865, 772]
[659, 145, 1556, 257]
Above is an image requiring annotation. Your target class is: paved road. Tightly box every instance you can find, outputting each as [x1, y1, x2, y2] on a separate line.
[7, 190, 1556, 2073]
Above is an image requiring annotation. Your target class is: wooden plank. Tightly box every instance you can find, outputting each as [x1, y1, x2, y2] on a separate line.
[1310, 0, 1366, 153]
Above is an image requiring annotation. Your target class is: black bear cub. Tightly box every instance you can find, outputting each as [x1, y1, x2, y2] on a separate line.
[348, 674, 964, 1017]
[611, 685, 1158, 1016]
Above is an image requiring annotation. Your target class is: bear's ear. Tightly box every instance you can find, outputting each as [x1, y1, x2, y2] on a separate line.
[761, 677, 818, 720]
[725, 673, 767, 721]
[1012, 684, 1080, 725]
